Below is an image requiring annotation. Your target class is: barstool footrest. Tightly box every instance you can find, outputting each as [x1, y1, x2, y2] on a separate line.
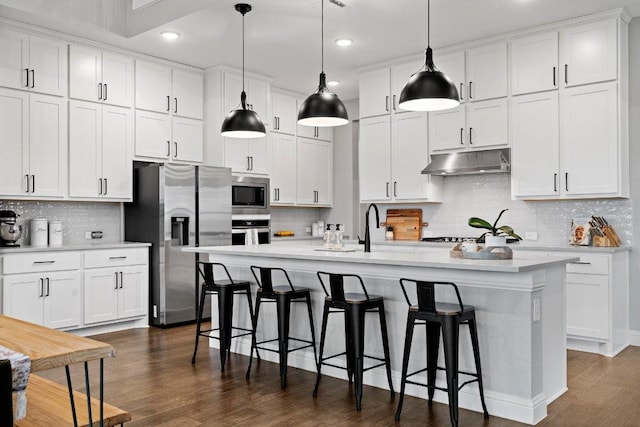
[197, 326, 254, 341]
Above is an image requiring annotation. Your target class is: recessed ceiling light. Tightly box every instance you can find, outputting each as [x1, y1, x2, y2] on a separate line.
[327, 80, 340, 87]
[161, 31, 180, 40]
[335, 38, 353, 47]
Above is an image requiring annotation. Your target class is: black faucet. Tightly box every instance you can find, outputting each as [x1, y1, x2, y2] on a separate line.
[358, 203, 380, 253]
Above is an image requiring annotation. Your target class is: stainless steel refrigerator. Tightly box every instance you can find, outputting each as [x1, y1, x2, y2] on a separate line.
[125, 163, 231, 327]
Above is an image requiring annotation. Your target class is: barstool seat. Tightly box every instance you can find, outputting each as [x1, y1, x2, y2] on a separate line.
[246, 266, 318, 389]
[395, 278, 489, 427]
[314, 272, 394, 411]
[191, 262, 257, 371]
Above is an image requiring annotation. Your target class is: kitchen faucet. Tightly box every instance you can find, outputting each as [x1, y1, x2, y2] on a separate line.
[358, 203, 379, 253]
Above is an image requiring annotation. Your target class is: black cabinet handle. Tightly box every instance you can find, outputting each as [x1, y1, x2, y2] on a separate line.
[45, 278, 50, 297]
[247, 156, 251, 170]
[469, 127, 473, 145]
[386, 182, 390, 197]
[34, 260, 55, 264]
[167, 141, 171, 157]
[39, 278, 44, 297]
[98, 83, 102, 100]
[570, 261, 591, 265]
[250, 156, 254, 171]
[99, 178, 103, 195]
[104, 83, 108, 101]
[115, 272, 119, 289]
[469, 81, 473, 99]
[385, 96, 389, 112]
[553, 67, 556, 86]
[24, 68, 29, 87]
[460, 83, 464, 101]
[30, 70, 34, 88]
[565, 172, 569, 192]
[564, 64, 568, 84]
[109, 256, 127, 260]
[393, 95, 397, 110]
[104, 178, 108, 195]
[393, 181, 397, 197]
[174, 142, 178, 158]
[25, 174, 29, 193]
[460, 128, 464, 145]
[120, 272, 124, 289]
[31, 175, 35, 193]
[167, 95, 170, 111]
[553, 173, 557, 192]
[174, 97, 178, 114]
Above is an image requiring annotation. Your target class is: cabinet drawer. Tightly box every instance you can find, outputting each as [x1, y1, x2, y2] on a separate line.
[84, 248, 148, 269]
[565, 254, 609, 275]
[2, 252, 81, 275]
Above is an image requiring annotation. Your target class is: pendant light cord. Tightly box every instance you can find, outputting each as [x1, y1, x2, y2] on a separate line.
[242, 11, 245, 92]
[427, 0, 430, 47]
[321, 0, 324, 73]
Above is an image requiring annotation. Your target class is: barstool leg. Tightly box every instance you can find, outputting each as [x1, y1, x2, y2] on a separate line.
[426, 321, 441, 404]
[344, 310, 354, 385]
[378, 302, 395, 396]
[218, 286, 234, 371]
[276, 294, 292, 389]
[191, 285, 207, 364]
[246, 293, 262, 380]
[313, 303, 330, 397]
[305, 293, 319, 367]
[442, 314, 461, 427]
[349, 305, 366, 411]
[243, 286, 260, 361]
[468, 315, 489, 418]
[395, 312, 416, 421]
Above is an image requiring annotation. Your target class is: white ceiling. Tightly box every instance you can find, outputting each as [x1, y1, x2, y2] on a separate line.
[1, 0, 639, 100]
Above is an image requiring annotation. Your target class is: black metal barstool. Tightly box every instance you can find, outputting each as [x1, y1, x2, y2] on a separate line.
[192, 261, 257, 370]
[314, 271, 394, 411]
[395, 278, 489, 426]
[246, 266, 318, 389]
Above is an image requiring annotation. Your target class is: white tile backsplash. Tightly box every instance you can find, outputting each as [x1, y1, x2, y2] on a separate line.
[270, 206, 329, 238]
[0, 200, 122, 245]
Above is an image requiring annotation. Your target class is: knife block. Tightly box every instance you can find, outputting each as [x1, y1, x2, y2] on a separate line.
[593, 235, 617, 247]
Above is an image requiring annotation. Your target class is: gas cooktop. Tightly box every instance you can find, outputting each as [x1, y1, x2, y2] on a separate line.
[421, 236, 519, 244]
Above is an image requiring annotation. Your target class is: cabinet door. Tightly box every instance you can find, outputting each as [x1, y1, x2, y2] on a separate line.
[271, 92, 296, 135]
[0, 28, 28, 90]
[224, 137, 250, 173]
[2, 274, 44, 325]
[172, 69, 203, 119]
[29, 94, 66, 197]
[135, 60, 172, 113]
[102, 105, 133, 199]
[0, 88, 29, 196]
[560, 82, 618, 196]
[28, 35, 67, 97]
[467, 98, 508, 149]
[247, 137, 268, 174]
[69, 100, 101, 198]
[566, 273, 609, 339]
[247, 78, 270, 126]
[135, 110, 172, 159]
[296, 137, 316, 204]
[467, 42, 508, 101]
[359, 68, 391, 118]
[561, 19, 617, 87]
[510, 32, 559, 95]
[172, 117, 203, 163]
[102, 52, 134, 107]
[84, 269, 119, 324]
[392, 112, 431, 201]
[316, 126, 333, 142]
[391, 60, 424, 112]
[511, 92, 560, 198]
[270, 133, 296, 205]
[435, 51, 466, 103]
[69, 45, 102, 102]
[359, 116, 391, 201]
[428, 105, 466, 152]
[118, 266, 147, 319]
[43, 271, 82, 329]
[314, 140, 333, 206]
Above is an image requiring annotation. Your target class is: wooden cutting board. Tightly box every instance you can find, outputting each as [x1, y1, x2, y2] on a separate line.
[383, 209, 425, 241]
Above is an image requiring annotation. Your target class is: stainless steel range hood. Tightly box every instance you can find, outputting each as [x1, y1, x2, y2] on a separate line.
[421, 148, 510, 176]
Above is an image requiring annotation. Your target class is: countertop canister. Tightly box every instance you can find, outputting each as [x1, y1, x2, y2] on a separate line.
[48, 220, 63, 246]
[30, 218, 48, 247]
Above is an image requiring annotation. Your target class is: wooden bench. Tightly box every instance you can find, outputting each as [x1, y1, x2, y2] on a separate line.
[15, 375, 131, 427]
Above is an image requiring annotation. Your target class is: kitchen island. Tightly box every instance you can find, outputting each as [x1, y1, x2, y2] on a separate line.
[185, 242, 578, 425]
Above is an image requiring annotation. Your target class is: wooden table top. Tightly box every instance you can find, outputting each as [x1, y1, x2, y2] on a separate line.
[0, 316, 115, 371]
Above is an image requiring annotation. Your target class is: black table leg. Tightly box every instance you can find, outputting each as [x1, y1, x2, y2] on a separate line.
[65, 365, 78, 427]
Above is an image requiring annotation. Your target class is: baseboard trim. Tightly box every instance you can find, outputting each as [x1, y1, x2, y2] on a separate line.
[629, 330, 640, 346]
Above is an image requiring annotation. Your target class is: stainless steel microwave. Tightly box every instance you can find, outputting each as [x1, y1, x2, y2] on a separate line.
[231, 176, 270, 214]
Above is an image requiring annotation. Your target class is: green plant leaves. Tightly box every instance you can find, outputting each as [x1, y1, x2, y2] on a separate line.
[468, 209, 522, 240]
[468, 217, 493, 230]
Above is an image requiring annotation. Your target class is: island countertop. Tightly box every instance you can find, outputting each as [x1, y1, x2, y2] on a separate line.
[184, 242, 578, 273]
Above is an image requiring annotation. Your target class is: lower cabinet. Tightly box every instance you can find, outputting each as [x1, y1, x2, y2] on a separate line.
[84, 265, 147, 324]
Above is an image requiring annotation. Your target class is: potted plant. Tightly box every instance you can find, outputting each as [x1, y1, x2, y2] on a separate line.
[468, 209, 522, 247]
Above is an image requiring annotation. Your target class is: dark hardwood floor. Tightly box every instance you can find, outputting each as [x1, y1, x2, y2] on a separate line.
[37, 325, 640, 426]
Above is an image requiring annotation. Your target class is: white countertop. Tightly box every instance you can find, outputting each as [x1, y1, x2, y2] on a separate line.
[0, 241, 151, 254]
[185, 242, 578, 273]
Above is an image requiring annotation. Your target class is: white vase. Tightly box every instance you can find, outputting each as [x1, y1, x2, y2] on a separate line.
[485, 235, 507, 247]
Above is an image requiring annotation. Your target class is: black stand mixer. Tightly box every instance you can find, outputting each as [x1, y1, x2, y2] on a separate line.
[0, 210, 23, 247]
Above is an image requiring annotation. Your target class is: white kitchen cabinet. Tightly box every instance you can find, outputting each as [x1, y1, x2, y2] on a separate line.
[510, 32, 559, 95]
[428, 105, 466, 152]
[297, 137, 332, 206]
[69, 45, 134, 107]
[467, 42, 508, 101]
[561, 19, 617, 88]
[224, 137, 268, 175]
[135, 110, 203, 163]
[69, 100, 133, 200]
[0, 88, 66, 198]
[0, 29, 67, 96]
[269, 133, 296, 205]
[360, 114, 441, 203]
[271, 91, 297, 135]
[136, 60, 203, 119]
[84, 265, 147, 324]
[223, 71, 269, 126]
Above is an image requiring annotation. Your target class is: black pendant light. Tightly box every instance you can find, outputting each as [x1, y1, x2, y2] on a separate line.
[297, 0, 349, 127]
[398, 0, 460, 112]
[221, 3, 266, 138]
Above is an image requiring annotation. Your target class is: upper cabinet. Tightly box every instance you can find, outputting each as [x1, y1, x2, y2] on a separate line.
[135, 60, 203, 119]
[466, 42, 508, 101]
[271, 91, 297, 135]
[134, 110, 203, 163]
[510, 32, 559, 95]
[69, 45, 134, 107]
[297, 137, 333, 206]
[224, 136, 268, 175]
[0, 29, 67, 97]
[560, 19, 618, 87]
[223, 71, 269, 126]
